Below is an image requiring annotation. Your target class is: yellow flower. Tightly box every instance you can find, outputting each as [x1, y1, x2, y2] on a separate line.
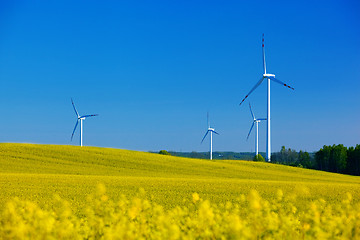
[192, 193, 200, 203]
[303, 223, 310, 231]
[276, 189, 283, 201]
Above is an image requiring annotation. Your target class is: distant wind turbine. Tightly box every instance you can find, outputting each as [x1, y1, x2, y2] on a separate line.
[71, 98, 98, 147]
[201, 112, 219, 160]
[247, 103, 266, 158]
[239, 34, 294, 162]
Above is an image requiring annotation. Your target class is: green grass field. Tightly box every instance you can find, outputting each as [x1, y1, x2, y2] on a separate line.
[1, 143, 360, 212]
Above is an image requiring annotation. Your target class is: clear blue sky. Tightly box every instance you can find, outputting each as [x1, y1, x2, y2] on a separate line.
[0, 0, 359, 152]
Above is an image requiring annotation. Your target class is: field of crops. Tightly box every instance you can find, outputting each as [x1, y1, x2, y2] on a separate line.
[1, 143, 360, 238]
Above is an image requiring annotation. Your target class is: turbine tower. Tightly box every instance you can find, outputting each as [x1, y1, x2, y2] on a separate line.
[201, 112, 219, 160]
[240, 34, 294, 162]
[247, 103, 266, 158]
[71, 98, 98, 147]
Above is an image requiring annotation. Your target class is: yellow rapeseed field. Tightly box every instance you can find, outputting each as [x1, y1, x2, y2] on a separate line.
[1, 143, 360, 239]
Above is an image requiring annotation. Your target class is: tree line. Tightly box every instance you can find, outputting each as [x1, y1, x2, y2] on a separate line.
[158, 144, 360, 176]
[271, 144, 360, 176]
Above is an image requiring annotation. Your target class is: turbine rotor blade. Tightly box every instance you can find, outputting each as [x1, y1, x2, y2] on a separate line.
[239, 77, 265, 105]
[71, 98, 80, 117]
[247, 122, 255, 140]
[269, 77, 294, 90]
[257, 118, 267, 121]
[71, 120, 79, 141]
[262, 33, 266, 74]
[249, 102, 255, 120]
[81, 114, 99, 118]
[201, 130, 209, 143]
[213, 130, 220, 135]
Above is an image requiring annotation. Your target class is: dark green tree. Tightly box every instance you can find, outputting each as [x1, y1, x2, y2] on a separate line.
[354, 145, 360, 175]
[315, 148, 324, 170]
[322, 145, 331, 171]
[298, 150, 312, 169]
[159, 150, 171, 155]
[315, 144, 349, 174]
[332, 144, 347, 173]
[347, 145, 360, 175]
[287, 147, 299, 165]
[280, 146, 286, 163]
[253, 154, 265, 162]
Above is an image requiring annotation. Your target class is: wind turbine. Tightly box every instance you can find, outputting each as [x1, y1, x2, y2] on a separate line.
[247, 103, 266, 158]
[239, 34, 294, 162]
[201, 112, 219, 160]
[71, 98, 98, 147]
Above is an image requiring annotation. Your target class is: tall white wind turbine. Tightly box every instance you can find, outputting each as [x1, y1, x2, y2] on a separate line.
[247, 103, 266, 158]
[239, 34, 294, 162]
[71, 98, 98, 147]
[201, 112, 219, 160]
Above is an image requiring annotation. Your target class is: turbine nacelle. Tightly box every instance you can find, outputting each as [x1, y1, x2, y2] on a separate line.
[263, 73, 275, 78]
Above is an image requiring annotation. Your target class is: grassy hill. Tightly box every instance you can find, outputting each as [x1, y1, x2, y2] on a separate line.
[1, 143, 360, 212]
